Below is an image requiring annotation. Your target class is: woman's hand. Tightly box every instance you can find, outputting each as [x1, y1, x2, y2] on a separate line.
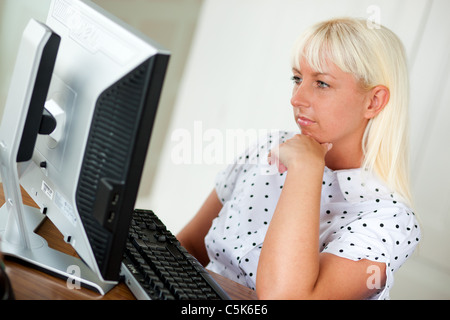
[268, 134, 332, 173]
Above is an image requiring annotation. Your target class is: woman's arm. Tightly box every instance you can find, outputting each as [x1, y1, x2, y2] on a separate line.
[177, 189, 223, 266]
[256, 135, 386, 299]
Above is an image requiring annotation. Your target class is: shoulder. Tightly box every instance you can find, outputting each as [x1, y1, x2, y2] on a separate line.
[322, 168, 421, 270]
[323, 200, 421, 272]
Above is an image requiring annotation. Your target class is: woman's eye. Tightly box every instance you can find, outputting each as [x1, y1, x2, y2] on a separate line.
[317, 80, 329, 88]
[291, 76, 302, 84]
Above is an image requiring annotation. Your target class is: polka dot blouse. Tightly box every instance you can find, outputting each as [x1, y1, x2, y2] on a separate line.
[204, 130, 420, 300]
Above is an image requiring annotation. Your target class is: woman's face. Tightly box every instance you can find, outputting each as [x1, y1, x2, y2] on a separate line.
[291, 58, 371, 148]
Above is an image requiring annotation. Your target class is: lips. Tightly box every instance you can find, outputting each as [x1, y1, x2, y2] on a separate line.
[297, 116, 316, 127]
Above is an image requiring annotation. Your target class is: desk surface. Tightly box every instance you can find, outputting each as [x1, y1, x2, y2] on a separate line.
[1, 185, 257, 300]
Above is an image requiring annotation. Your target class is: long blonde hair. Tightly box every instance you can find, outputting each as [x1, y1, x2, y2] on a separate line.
[292, 18, 412, 206]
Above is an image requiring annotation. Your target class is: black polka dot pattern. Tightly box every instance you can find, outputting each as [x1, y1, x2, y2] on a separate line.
[204, 130, 421, 299]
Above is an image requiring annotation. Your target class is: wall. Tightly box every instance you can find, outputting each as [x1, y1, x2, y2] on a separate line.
[0, 0, 51, 114]
[401, 0, 450, 299]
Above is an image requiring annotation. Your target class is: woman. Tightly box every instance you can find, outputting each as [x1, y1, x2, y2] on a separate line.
[177, 18, 420, 300]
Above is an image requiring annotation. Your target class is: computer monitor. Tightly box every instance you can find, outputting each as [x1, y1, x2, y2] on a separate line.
[0, 0, 169, 294]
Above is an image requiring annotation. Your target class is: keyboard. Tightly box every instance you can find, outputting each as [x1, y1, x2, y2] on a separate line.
[121, 209, 231, 300]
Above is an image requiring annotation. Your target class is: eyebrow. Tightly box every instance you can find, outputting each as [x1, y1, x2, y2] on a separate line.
[312, 72, 336, 79]
[292, 68, 336, 80]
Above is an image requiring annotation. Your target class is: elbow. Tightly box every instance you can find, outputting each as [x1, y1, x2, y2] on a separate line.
[255, 286, 273, 300]
[256, 274, 300, 300]
[256, 281, 280, 300]
[257, 290, 310, 300]
[256, 284, 313, 300]
[257, 290, 287, 300]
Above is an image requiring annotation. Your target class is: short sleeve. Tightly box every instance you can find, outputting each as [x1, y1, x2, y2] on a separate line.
[322, 205, 420, 299]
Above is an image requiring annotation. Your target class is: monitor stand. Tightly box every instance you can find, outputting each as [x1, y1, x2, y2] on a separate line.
[0, 203, 116, 295]
[0, 19, 116, 296]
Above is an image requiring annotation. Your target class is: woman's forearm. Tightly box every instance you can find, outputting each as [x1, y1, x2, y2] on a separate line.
[177, 189, 223, 266]
[256, 163, 324, 299]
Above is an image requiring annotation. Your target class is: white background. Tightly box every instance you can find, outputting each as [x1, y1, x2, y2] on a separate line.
[1, 0, 449, 299]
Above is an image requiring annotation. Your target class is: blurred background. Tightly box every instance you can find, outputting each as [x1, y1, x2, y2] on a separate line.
[1, 0, 449, 299]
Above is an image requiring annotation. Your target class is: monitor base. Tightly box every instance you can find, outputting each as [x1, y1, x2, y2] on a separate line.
[0, 204, 117, 295]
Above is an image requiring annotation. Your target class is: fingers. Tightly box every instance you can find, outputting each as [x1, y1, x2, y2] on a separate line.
[267, 135, 332, 173]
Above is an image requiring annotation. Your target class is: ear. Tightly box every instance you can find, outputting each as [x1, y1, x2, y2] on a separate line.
[364, 85, 390, 119]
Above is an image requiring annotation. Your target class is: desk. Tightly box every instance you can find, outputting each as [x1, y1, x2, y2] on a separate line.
[1, 185, 257, 300]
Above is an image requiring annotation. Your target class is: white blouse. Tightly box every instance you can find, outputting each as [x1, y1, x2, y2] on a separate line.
[204, 130, 420, 300]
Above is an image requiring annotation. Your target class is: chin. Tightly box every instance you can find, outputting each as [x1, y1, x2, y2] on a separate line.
[299, 128, 328, 144]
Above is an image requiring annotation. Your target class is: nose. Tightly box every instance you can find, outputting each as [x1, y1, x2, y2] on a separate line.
[290, 83, 310, 108]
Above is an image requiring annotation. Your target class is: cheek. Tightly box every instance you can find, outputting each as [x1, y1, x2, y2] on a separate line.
[327, 93, 367, 122]
[316, 101, 366, 138]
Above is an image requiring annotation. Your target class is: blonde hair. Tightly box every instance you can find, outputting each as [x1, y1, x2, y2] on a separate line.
[292, 18, 412, 206]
